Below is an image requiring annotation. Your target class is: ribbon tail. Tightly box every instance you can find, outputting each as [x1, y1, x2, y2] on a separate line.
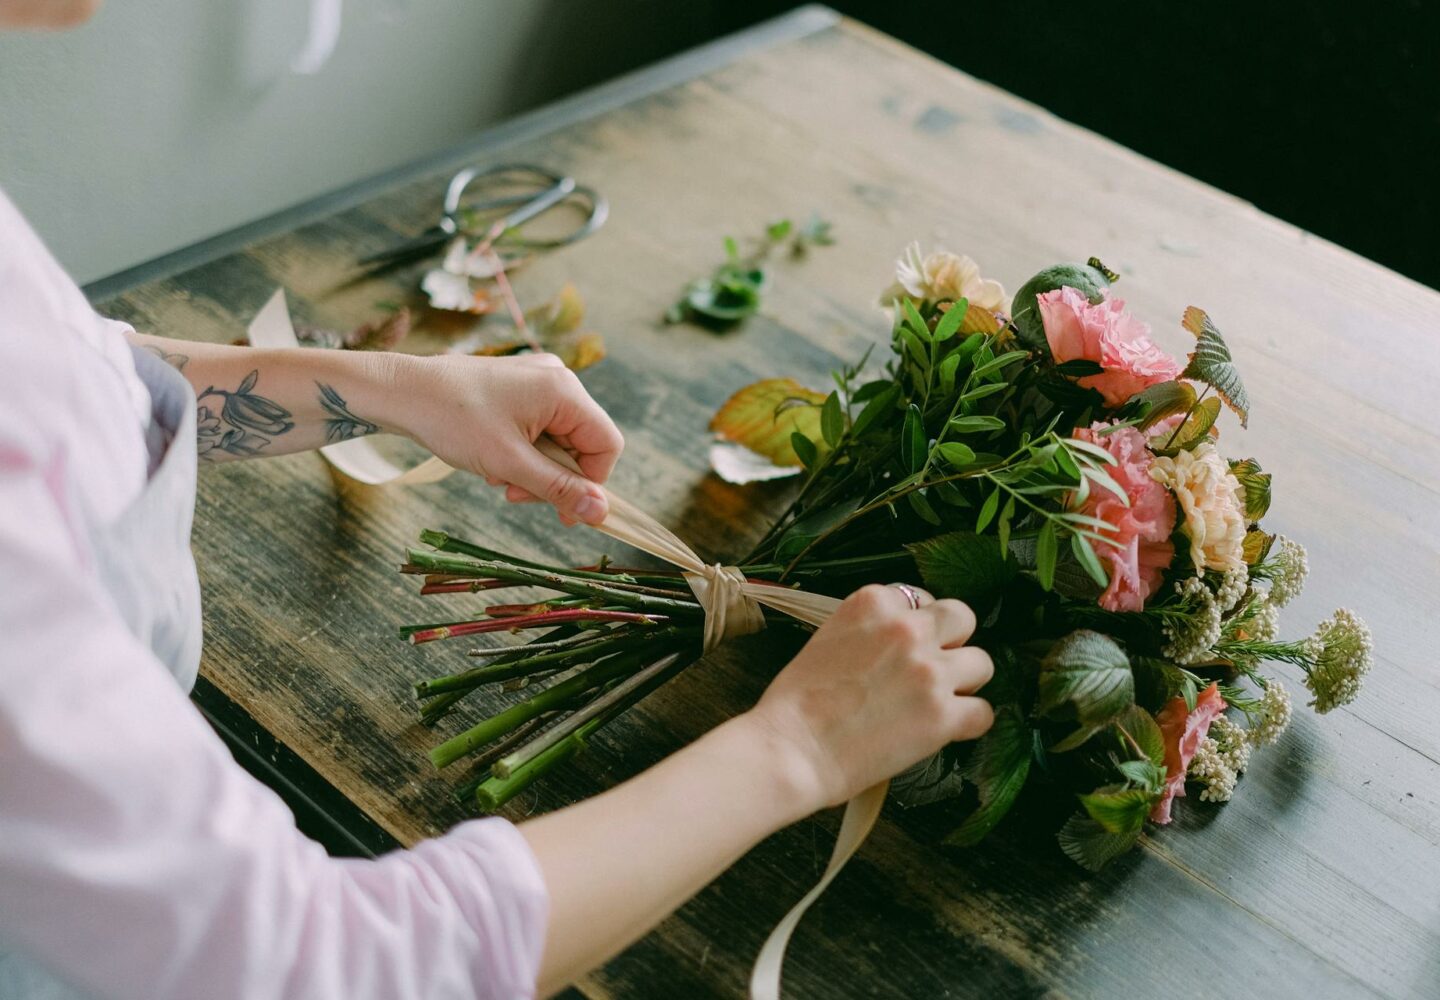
[749, 780, 889, 1000]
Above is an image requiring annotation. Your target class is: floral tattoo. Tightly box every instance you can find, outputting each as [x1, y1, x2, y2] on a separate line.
[317, 382, 379, 443]
[195, 370, 294, 459]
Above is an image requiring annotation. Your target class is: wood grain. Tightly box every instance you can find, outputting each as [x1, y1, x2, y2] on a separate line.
[96, 11, 1440, 999]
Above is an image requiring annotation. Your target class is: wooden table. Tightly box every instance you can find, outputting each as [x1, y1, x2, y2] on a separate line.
[91, 7, 1440, 997]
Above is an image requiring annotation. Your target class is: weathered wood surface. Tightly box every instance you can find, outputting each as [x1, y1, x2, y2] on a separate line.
[96, 9, 1440, 998]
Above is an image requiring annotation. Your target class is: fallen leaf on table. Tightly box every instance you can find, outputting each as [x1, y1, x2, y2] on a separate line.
[296, 308, 412, 351]
[709, 377, 826, 466]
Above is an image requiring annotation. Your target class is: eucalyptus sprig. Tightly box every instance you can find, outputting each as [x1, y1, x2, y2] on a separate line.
[665, 215, 833, 328]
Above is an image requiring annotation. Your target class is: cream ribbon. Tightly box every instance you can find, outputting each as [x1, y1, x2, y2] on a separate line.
[247, 288, 886, 997]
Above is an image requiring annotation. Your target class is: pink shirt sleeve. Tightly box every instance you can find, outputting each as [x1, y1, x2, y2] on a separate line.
[0, 435, 550, 1000]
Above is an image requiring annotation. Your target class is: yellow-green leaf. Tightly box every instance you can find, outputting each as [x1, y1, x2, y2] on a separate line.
[1180, 306, 1250, 428]
[709, 378, 826, 466]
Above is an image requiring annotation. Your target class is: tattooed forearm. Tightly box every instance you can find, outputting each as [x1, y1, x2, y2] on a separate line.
[316, 382, 380, 443]
[142, 344, 189, 371]
[195, 370, 294, 460]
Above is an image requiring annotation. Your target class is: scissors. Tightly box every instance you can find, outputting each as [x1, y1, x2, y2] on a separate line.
[357, 163, 608, 268]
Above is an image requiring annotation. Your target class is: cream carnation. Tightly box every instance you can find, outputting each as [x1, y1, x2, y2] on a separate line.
[1150, 442, 1248, 576]
[879, 243, 1007, 311]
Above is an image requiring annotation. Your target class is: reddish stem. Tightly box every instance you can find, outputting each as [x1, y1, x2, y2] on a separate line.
[407, 609, 664, 645]
[420, 579, 513, 596]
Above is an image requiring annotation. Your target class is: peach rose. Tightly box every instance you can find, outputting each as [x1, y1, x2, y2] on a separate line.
[1038, 287, 1181, 406]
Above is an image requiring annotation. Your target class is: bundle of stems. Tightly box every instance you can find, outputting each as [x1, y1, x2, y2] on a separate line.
[400, 530, 916, 809]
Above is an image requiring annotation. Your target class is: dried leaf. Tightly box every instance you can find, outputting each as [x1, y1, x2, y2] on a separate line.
[550, 331, 606, 371]
[526, 282, 586, 336]
[709, 378, 826, 466]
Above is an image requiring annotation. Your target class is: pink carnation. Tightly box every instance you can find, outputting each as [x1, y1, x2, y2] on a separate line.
[1072, 423, 1177, 612]
[1151, 683, 1227, 824]
[1038, 287, 1182, 406]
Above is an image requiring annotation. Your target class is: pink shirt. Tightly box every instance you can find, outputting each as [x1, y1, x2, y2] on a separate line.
[0, 188, 549, 1000]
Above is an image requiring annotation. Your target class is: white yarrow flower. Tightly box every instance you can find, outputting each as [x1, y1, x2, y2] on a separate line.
[1248, 681, 1292, 746]
[1189, 738, 1238, 803]
[1163, 577, 1223, 665]
[1265, 536, 1309, 607]
[1209, 716, 1252, 774]
[1305, 608, 1374, 713]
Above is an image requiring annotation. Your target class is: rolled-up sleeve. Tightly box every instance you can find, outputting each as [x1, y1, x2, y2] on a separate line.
[0, 442, 549, 1000]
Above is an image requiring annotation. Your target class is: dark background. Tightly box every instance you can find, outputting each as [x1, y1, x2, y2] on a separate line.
[560, 2, 1440, 292]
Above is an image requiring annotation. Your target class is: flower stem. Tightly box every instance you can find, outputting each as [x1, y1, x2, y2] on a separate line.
[429, 650, 650, 769]
[407, 608, 666, 646]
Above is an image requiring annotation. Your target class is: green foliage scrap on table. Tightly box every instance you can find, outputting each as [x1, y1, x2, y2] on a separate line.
[665, 215, 834, 327]
[396, 249, 1371, 870]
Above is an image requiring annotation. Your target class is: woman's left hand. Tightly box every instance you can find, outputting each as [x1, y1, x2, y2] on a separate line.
[391, 352, 624, 525]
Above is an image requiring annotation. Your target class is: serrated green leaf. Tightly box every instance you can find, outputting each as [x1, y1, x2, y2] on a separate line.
[905, 530, 1018, 603]
[820, 391, 844, 448]
[1037, 630, 1134, 739]
[1057, 813, 1140, 871]
[938, 442, 976, 467]
[945, 706, 1032, 847]
[976, 487, 1001, 533]
[1036, 520, 1058, 591]
[891, 748, 966, 808]
[933, 299, 968, 342]
[1180, 306, 1249, 428]
[1154, 396, 1220, 455]
[1078, 784, 1155, 836]
[900, 403, 926, 473]
[1229, 458, 1272, 521]
[1115, 758, 1165, 790]
[1242, 526, 1275, 566]
[1132, 380, 1197, 430]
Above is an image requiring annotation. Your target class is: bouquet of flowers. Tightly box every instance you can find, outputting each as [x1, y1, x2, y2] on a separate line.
[399, 246, 1372, 868]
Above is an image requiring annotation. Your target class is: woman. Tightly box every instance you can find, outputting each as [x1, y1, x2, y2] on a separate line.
[0, 3, 996, 998]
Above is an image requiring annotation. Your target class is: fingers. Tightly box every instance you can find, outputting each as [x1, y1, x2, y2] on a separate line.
[944, 645, 994, 694]
[949, 696, 995, 742]
[542, 371, 625, 485]
[925, 598, 977, 650]
[500, 445, 610, 526]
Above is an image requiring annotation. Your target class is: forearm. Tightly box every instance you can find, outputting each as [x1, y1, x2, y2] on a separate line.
[128, 332, 414, 462]
[519, 712, 820, 996]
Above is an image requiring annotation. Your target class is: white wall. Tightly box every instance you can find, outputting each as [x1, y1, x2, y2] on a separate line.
[0, 0, 701, 283]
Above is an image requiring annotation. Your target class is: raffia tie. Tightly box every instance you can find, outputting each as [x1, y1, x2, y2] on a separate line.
[246, 287, 884, 1000]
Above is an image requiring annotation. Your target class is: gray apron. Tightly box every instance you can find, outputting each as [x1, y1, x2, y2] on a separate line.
[0, 346, 203, 1000]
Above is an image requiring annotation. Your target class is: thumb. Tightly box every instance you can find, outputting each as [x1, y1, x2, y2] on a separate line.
[507, 446, 609, 526]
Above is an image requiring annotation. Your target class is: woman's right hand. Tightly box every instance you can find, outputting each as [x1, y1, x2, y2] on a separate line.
[743, 584, 995, 811]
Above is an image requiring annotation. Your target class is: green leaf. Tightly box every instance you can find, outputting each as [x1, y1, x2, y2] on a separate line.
[1037, 630, 1134, 745]
[961, 383, 1009, 403]
[972, 349, 1029, 380]
[997, 496, 1015, 555]
[1242, 526, 1275, 566]
[1009, 262, 1113, 353]
[938, 353, 962, 396]
[900, 403, 926, 473]
[820, 391, 844, 448]
[765, 219, 792, 242]
[902, 298, 930, 341]
[850, 379, 890, 403]
[1053, 359, 1106, 377]
[1078, 784, 1155, 836]
[945, 706, 1032, 847]
[905, 530, 1018, 603]
[900, 326, 929, 368]
[1131, 380, 1197, 430]
[948, 415, 1007, 435]
[723, 235, 739, 260]
[933, 299, 968, 342]
[1154, 396, 1221, 455]
[938, 442, 976, 467]
[890, 748, 966, 808]
[1180, 306, 1250, 428]
[790, 430, 818, 469]
[975, 487, 1001, 533]
[908, 489, 941, 525]
[1229, 458, 1272, 521]
[1116, 758, 1165, 791]
[1057, 813, 1140, 872]
[852, 383, 900, 437]
[1114, 704, 1165, 766]
[933, 481, 971, 508]
[773, 497, 861, 563]
[1036, 520, 1058, 591]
